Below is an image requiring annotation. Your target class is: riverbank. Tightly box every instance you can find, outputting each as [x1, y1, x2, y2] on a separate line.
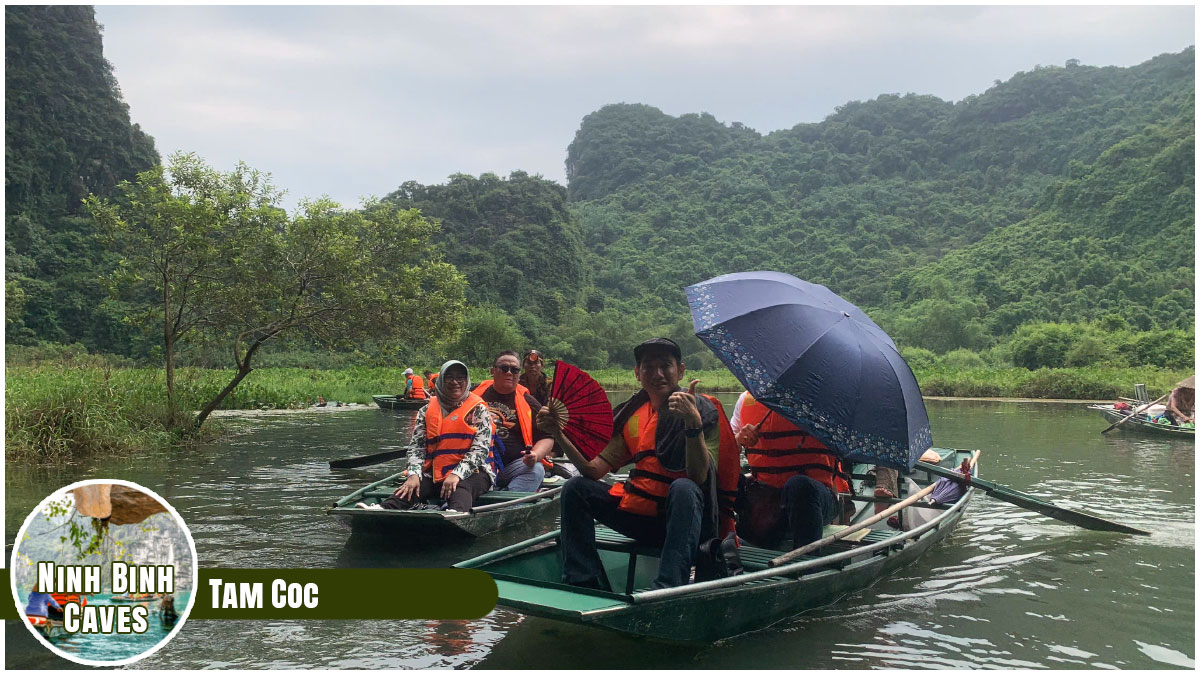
[6, 363, 1188, 462]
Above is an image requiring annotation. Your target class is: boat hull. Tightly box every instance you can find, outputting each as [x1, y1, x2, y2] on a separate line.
[1089, 405, 1194, 436]
[372, 395, 426, 411]
[328, 471, 561, 538]
[457, 449, 976, 642]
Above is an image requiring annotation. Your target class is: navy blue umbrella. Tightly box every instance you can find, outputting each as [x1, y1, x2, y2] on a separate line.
[685, 271, 931, 470]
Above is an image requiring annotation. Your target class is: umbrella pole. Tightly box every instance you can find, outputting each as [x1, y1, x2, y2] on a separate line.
[769, 451, 980, 568]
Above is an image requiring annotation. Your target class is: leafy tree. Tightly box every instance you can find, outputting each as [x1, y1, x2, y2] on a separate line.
[449, 305, 526, 368]
[89, 154, 466, 429]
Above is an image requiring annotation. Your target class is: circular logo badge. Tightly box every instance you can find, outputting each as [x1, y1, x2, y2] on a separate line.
[10, 479, 199, 666]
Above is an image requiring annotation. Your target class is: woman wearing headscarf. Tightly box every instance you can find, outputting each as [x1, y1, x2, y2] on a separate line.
[369, 360, 495, 512]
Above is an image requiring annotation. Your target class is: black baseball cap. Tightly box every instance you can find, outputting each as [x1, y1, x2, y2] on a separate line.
[633, 337, 682, 364]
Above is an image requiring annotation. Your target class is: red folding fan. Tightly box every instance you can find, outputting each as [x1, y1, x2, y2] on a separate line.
[546, 360, 613, 460]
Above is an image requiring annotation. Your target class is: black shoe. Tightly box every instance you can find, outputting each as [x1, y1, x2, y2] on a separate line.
[567, 577, 608, 591]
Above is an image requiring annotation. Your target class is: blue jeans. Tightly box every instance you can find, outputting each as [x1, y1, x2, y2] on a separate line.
[781, 475, 838, 548]
[559, 475, 706, 589]
[496, 458, 545, 492]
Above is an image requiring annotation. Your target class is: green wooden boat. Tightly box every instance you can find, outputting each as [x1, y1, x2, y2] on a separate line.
[1088, 404, 1195, 436]
[372, 395, 427, 411]
[455, 448, 977, 642]
[328, 471, 563, 538]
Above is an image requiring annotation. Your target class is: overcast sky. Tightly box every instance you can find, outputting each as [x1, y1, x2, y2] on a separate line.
[93, 5, 1194, 211]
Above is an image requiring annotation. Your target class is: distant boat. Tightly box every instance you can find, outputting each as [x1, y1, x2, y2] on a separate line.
[109, 593, 155, 603]
[28, 614, 65, 639]
[1088, 403, 1195, 436]
[371, 395, 427, 411]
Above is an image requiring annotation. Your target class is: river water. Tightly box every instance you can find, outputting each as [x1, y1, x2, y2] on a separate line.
[6, 397, 1194, 669]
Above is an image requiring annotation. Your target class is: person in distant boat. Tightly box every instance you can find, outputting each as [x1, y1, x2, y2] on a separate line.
[730, 390, 852, 550]
[403, 368, 428, 400]
[473, 351, 555, 492]
[537, 338, 738, 589]
[519, 349, 550, 406]
[24, 588, 62, 620]
[1165, 382, 1195, 425]
[424, 371, 437, 391]
[366, 360, 496, 512]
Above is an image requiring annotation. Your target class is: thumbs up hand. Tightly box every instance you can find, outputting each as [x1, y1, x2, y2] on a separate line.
[668, 379, 703, 429]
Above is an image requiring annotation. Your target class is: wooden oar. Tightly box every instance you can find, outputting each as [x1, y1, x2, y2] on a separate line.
[1102, 390, 1171, 433]
[469, 486, 564, 514]
[915, 460, 1149, 535]
[329, 448, 407, 469]
[769, 451, 980, 567]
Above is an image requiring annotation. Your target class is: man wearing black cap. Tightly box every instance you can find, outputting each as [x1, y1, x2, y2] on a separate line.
[537, 337, 725, 589]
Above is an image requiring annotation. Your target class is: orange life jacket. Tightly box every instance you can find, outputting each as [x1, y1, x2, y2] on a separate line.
[608, 395, 740, 537]
[473, 381, 553, 470]
[423, 393, 494, 482]
[408, 375, 427, 399]
[739, 393, 850, 494]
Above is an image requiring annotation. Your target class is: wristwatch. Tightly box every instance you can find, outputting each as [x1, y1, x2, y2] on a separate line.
[684, 426, 702, 438]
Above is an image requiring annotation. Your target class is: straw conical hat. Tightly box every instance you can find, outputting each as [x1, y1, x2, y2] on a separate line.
[1176, 375, 1195, 390]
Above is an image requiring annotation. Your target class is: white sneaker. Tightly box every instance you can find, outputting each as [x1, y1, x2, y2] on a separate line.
[354, 502, 383, 510]
[443, 508, 459, 513]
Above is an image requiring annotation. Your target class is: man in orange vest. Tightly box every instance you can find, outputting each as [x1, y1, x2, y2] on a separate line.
[538, 338, 738, 590]
[473, 350, 555, 492]
[402, 368, 428, 400]
[373, 361, 495, 512]
[731, 391, 852, 549]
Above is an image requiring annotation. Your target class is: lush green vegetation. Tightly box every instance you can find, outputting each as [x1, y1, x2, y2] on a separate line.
[384, 172, 589, 327]
[9, 359, 1188, 461]
[87, 153, 466, 428]
[6, 5, 159, 353]
[562, 50, 1194, 356]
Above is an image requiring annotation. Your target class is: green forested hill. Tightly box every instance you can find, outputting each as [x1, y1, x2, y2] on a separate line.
[384, 171, 589, 326]
[5, 5, 159, 349]
[565, 49, 1194, 354]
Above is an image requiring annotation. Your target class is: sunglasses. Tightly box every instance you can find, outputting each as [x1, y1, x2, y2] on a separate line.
[494, 365, 521, 374]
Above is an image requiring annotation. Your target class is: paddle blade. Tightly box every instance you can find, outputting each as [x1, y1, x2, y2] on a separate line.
[548, 361, 613, 460]
[915, 462, 1149, 536]
[987, 488, 1150, 535]
[330, 448, 407, 469]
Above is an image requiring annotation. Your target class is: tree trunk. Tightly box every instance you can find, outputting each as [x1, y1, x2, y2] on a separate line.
[163, 267, 176, 420]
[194, 365, 252, 430]
[194, 336, 266, 430]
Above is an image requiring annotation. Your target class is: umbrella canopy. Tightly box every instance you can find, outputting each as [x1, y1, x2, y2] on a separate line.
[685, 271, 931, 470]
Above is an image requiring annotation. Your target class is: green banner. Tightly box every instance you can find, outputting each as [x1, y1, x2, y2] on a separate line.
[3, 568, 498, 620]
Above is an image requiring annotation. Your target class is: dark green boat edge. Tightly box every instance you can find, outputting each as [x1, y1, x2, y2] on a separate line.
[327, 470, 563, 538]
[455, 449, 978, 642]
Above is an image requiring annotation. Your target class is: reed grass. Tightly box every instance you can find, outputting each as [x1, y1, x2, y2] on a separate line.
[7, 363, 1189, 462]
